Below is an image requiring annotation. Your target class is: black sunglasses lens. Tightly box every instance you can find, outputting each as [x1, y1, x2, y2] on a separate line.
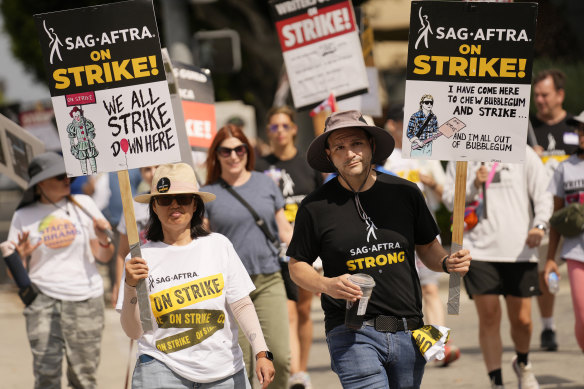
[234, 145, 247, 156]
[175, 195, 194, 205]
[423, 101, 433, 105]
[55, 174, 68, 181]
[156, 196, 172, 206]
[217, 147, 230, 158]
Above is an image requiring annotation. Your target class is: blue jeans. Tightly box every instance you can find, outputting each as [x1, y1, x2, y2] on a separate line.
[326, 325, 426, 389]
[132, 355, 252, 389]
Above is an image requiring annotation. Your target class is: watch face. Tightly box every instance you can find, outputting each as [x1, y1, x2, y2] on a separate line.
[265, 351, 274, 361]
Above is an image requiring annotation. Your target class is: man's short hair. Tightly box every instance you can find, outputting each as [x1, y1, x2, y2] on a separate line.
[533, 69, 566, 91]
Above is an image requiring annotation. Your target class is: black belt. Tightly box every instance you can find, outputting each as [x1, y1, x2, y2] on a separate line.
[364, 316, 423, 333]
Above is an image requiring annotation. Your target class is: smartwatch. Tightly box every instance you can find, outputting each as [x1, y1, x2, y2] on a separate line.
[255, 351, 274, 361]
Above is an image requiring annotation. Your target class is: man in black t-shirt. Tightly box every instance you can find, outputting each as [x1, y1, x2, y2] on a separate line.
[530, 69, 578, 352]
[287, 110, 472, 388]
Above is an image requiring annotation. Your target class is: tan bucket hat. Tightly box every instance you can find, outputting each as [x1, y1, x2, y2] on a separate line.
[306, 110, 395, 173]
[134, 163, 215, 204]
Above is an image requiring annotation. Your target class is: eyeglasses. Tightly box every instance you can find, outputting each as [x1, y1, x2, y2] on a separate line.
[422, 101, 433, 106]
[268, 123, 291, 132]
[54, 174, 68, 181]
[217, 144, 248, 158]
[154, 195, 194, 206]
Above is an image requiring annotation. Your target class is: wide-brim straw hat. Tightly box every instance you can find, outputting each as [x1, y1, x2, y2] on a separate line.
[306, 110, 395, 173]
[17, 152, 68, 209]
[134, 163, 215, 204]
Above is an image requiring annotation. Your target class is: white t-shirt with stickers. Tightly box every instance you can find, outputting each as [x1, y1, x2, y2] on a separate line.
[116, 233, 255, 383]
[8, 194, 104, 301]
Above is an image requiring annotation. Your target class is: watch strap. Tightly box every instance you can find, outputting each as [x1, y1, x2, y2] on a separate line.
[255, 351, 273, 361]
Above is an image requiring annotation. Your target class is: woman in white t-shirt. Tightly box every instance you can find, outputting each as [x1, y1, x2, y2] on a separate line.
[5, 152, 114, 389]
[118, 163, 275, 389]
[545, 120, 584, 352]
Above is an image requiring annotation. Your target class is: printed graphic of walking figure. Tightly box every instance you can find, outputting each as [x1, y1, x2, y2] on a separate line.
[67, 107, 99, 175]
[415, 7, 433, 50]
[43, 20, 63, 64]
[407, 94, 438, 157]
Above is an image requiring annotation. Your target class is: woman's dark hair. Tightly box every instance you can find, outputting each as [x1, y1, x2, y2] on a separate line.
[205, 124, 255, 185]
[145, 195, 210, 242]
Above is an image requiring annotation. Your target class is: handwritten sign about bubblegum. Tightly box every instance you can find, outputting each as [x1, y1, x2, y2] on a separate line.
[403, 1, 537, 163]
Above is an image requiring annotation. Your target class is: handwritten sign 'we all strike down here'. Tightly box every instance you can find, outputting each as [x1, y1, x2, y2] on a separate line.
[34, 0, 180, 176]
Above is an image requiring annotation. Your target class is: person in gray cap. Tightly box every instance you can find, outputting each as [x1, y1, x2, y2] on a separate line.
[286, 110, 471, 388]
[3, 151, 113, 389]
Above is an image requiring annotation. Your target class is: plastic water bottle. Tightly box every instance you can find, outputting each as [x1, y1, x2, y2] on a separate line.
[548, 272, 560, 295]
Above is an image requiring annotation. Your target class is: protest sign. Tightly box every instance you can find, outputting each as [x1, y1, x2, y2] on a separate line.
[34, 0, 181, 177]
[171, 61, 217, 151]
[270, 0, 369, 111]
[404, 1, 537, 163]
[0, 114, 45, 189]
[404, 1, 538, 314]
[159, 49, 195, 168]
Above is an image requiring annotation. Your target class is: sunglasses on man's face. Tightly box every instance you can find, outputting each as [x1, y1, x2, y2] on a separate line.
[217, 144, 248, 158]
[54, 174, 68, 181]
[268, 123, 291, 132]
[423, 101, 433, 106]
[154, 195, 194, 206]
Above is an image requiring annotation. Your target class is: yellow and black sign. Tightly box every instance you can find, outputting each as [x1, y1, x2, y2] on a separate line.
[412, 325, 448, 354]
[406, 1, 537, 85]
[34, 1, 167, 97]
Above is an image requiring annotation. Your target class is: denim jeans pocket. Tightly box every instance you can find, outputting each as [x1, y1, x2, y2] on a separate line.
[138, 354, 156, 365]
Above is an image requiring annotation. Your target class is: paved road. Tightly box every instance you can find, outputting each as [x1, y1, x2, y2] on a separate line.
[1, 264, 582, 389]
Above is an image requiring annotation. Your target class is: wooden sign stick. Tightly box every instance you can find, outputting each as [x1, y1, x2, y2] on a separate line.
[118, 170, 153, 331]
[448, 161, 468, 315]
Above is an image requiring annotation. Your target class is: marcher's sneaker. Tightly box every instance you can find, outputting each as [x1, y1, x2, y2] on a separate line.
[288, 371, 312, 389]
[512, 356, 539, 389]
[437, 344, 460, 367]
[540, 329, 558, 351]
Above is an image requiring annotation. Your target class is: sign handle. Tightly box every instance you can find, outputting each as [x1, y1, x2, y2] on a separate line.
[448, 161, 468, 315]
[118, 170, 153, 331]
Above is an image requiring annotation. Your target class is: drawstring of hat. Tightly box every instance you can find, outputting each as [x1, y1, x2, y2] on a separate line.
[337, 164, 378, 241]
[39, 187, 70, 216]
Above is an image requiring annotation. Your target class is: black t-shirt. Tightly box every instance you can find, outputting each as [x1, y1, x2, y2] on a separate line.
[287, 173, 439, 333]
[255, 152, 323, 223]
[530, 113, 578, 156]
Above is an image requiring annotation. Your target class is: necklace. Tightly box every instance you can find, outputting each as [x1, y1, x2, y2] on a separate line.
[338, 165, 378, 242]
[40, 189, 70, 216]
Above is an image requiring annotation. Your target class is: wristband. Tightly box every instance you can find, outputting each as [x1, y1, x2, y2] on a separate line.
[441, 255, 450, 274]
